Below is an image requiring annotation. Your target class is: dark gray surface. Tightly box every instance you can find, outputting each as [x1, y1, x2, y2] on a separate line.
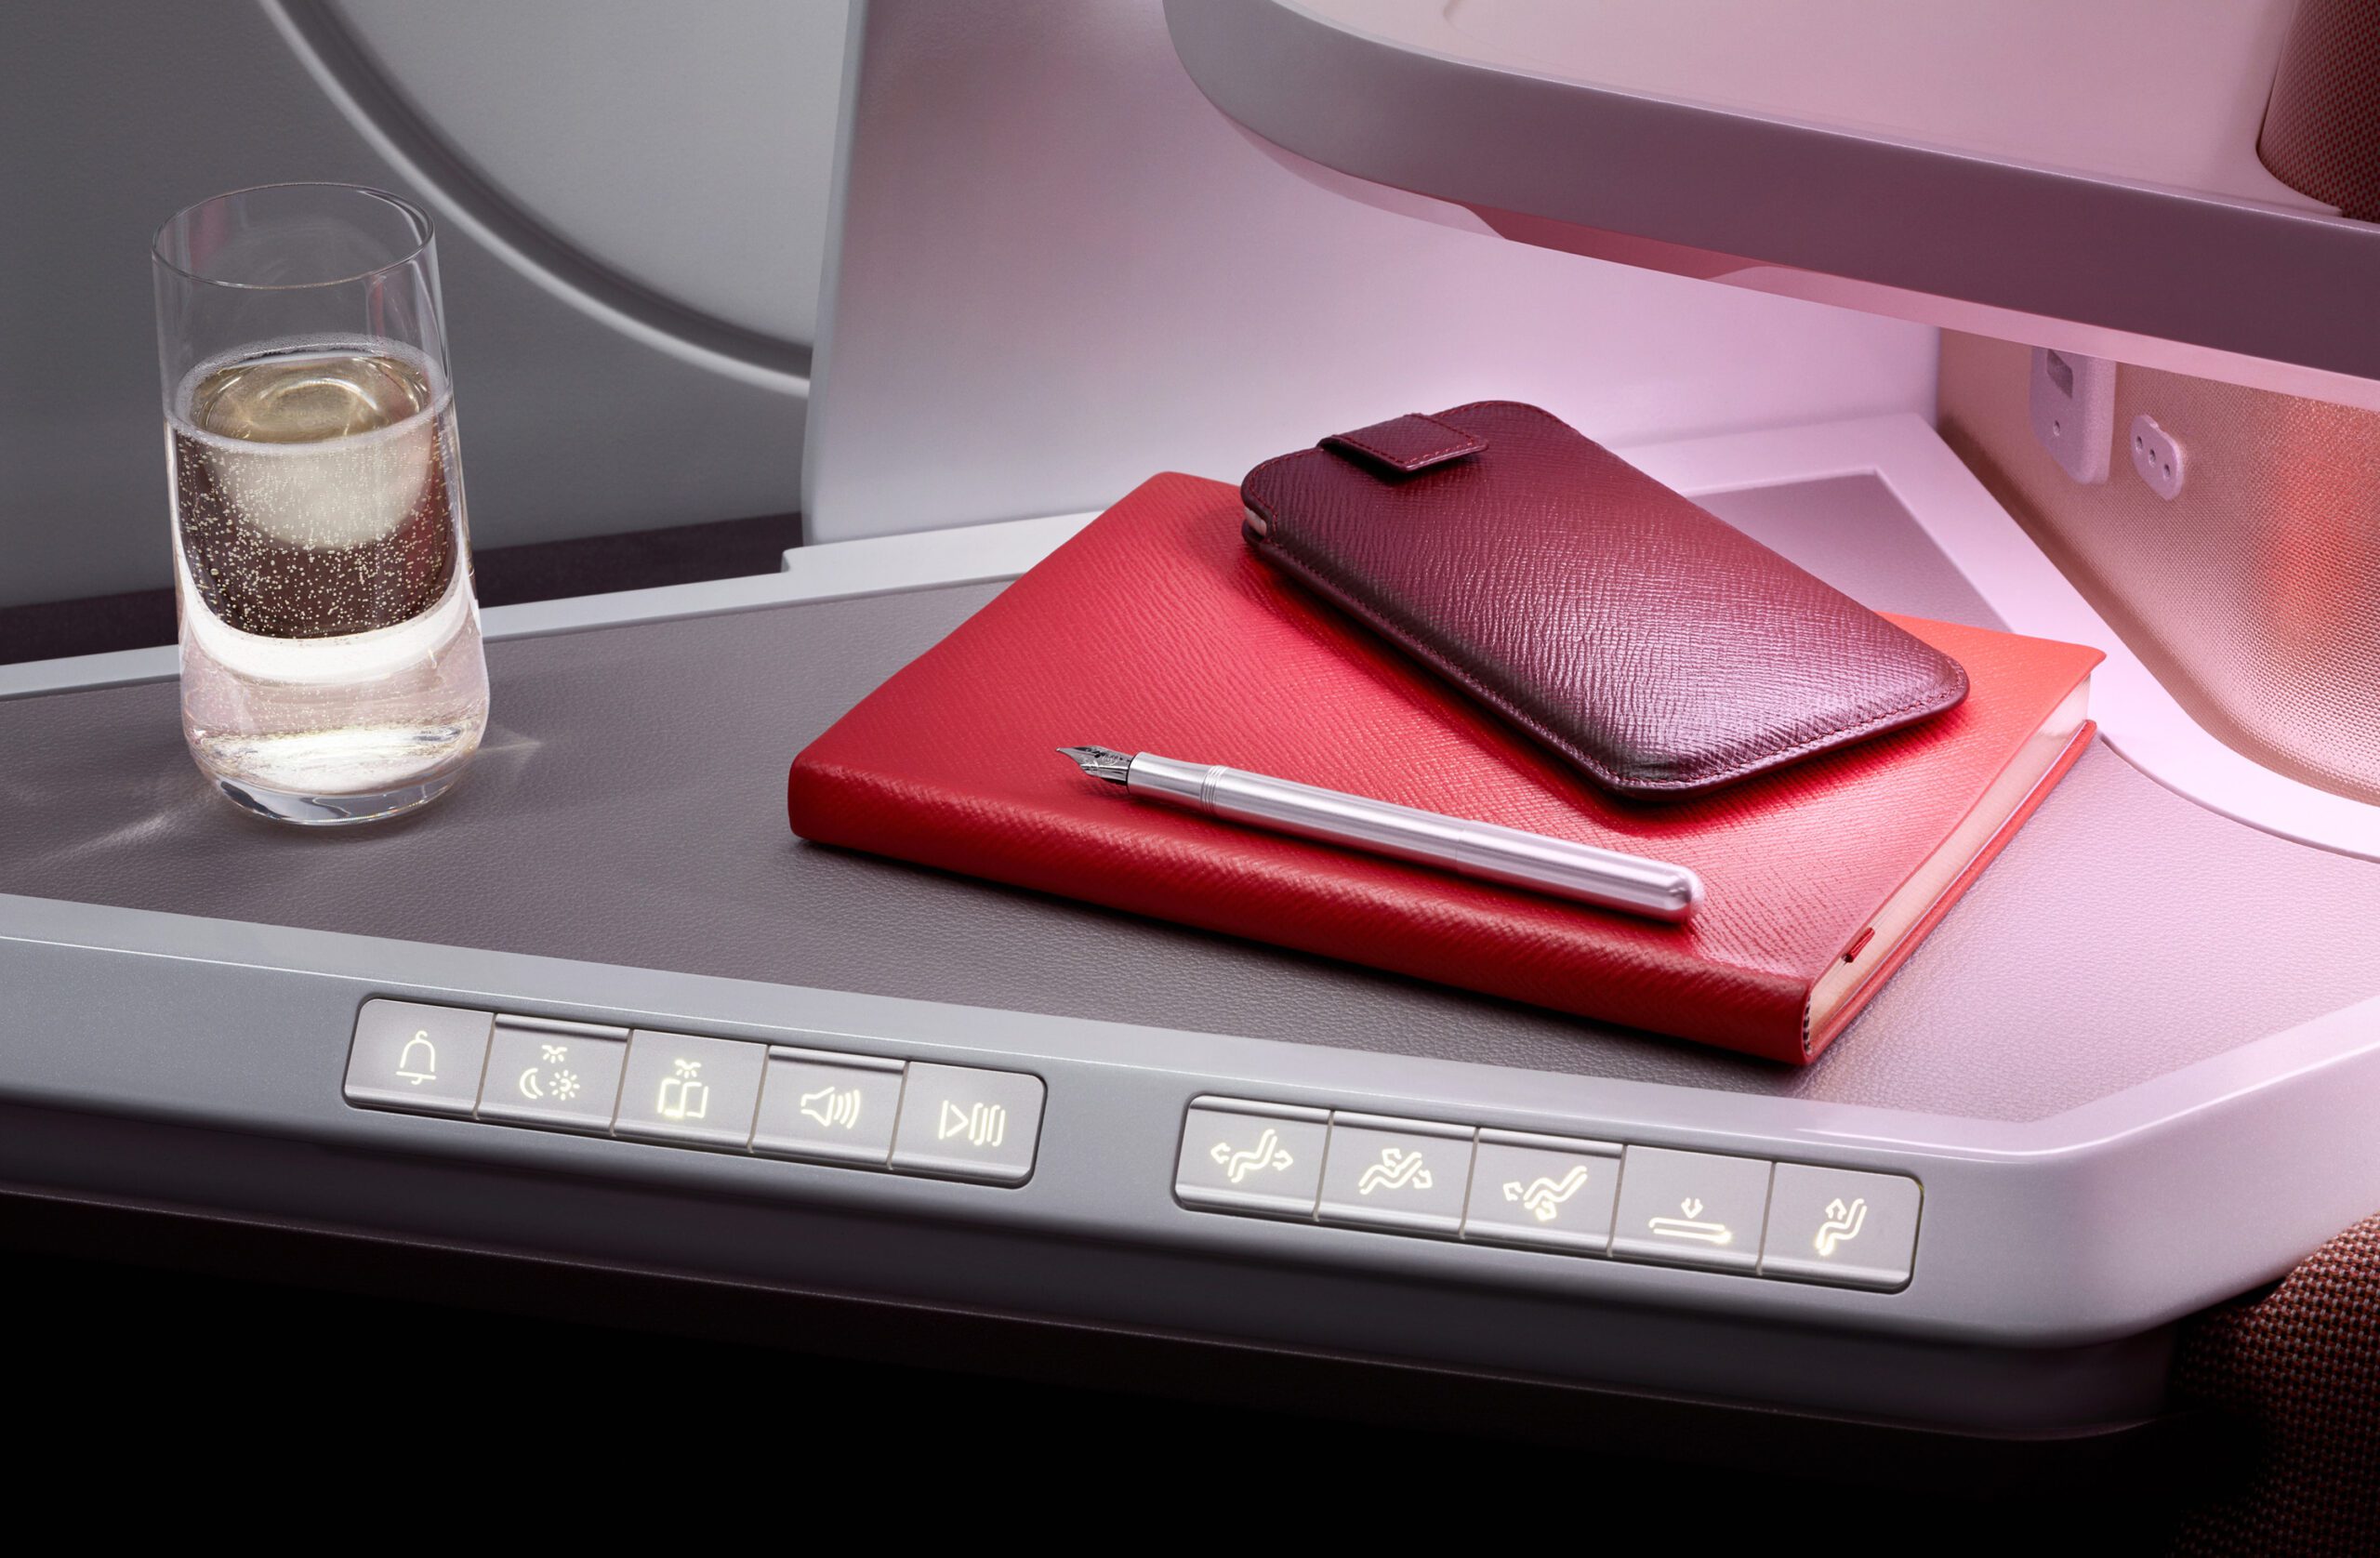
[0, 3, 805, 609]
[5, 478, 2378, 1121]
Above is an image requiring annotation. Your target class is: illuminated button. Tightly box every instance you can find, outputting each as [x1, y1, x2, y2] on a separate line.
[1175, 1098, 1329, 1219]
[1759, 1163, 1923, 1291]
[344, 999, 492, 1117]
[890, 1062, 1044, 1184]
[1316, 1114, 1474, 1236]
[1461, 1129, 1623, 1254]
[752, 1047, 906, 1167]
[1609, 1145, 1773, 1274]
[475, 1016, 629, 1134]
[613, 1030, 768, 1150]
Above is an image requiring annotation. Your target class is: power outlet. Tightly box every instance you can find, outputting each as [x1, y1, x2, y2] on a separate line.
[2029, 346, 2115, 482]
[2129, 413, 2186, 500]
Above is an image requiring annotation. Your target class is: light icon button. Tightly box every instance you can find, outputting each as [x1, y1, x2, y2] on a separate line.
[1758, 1164, 1923, 1291]
[343, 998, 493, 1118]
[476, 1017, 629, 1135]
[1461, 1131, 1622, 1254]
[891, 1063, 1044, 1185]
[614, 1030, 766, 1149]
[753, 1048, 906, 1167]
[518, 1043, 583, 1103]
[1176, 1101, 1329, 1217]
[1317, 1115, 1474, 1236]
[1609, 1145, 1773, 1274]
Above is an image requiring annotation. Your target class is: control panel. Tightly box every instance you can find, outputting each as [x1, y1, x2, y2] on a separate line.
[345, 998, 1045, 1185]
[350, 1002, 1921, 1292]
[1176, 1097, 1920, 1291]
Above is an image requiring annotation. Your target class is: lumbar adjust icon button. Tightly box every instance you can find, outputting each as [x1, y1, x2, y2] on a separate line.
[1357, 1146, 1434, 1195]
[1210, 1127, 1295, 1183]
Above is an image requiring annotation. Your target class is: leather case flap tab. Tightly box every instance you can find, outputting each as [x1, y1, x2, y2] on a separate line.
[1321, 413, 1488, 476]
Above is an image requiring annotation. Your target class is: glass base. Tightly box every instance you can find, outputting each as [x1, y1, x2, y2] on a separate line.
[213, 765, 465, 826]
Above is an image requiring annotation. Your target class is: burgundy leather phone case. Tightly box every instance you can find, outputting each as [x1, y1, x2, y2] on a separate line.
[1238, 402, 1970, 797]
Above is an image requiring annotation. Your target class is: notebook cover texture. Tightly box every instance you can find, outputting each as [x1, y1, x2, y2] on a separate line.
[787, 472, 2102, 1063]
[1241, 401, 1971, 797]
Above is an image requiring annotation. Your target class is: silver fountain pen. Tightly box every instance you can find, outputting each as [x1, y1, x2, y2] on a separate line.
[1057, 746, 1703, 924]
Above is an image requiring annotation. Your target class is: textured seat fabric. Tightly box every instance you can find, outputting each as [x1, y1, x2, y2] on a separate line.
[2175, 1211, 2380, 1554]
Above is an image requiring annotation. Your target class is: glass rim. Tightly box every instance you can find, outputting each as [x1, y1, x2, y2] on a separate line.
[152, 181, 436, 292]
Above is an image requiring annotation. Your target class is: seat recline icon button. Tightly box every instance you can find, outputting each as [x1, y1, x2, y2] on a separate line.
[891, 1063, 1044, 1184]
[344, 999, 493, 1117]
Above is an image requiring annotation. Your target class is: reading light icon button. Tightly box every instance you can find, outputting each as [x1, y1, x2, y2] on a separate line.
[753, 1047, 905, 1167]
[1176, 1099, 1329, 1218]
[1759, 1164, 1923, 1291]
[615, 1030, 767, 1150]
[1610, 1146, 1773, 1274]
[891, 1063, 1044, 1184]
[345, 999, 491, 1117]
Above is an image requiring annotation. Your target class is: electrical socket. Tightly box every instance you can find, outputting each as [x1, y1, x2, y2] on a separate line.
[2029, 346, 2115, 482]
[2129, 413, 2186, 500]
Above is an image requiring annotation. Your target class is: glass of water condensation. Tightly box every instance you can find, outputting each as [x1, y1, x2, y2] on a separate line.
[152, 183, 487, 824]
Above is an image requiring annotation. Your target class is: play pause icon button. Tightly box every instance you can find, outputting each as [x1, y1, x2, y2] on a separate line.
[893, 1063, 1044, 1184]
[938, 1098, 1008, 1147]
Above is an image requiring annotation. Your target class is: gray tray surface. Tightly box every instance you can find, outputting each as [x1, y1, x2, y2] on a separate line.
[6, 480, 2377, 1121]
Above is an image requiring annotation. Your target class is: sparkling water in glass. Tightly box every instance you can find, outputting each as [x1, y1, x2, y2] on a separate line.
[153, 183, 487, 825]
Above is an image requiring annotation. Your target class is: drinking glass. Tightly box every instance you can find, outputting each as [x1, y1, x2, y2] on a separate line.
[152, 182, 488, 825]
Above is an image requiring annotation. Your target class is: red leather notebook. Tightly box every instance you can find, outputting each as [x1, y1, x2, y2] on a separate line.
[787, 473, 2104, 1063]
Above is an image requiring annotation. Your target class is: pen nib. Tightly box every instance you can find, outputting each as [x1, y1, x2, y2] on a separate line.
[1056, 746, 1133, 785]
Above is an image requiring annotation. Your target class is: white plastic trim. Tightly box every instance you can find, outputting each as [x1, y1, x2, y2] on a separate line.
[1621, 413, 2380, 863]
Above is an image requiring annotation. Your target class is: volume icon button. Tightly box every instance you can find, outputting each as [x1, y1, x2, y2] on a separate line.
[753, 1049, 906, 1167]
